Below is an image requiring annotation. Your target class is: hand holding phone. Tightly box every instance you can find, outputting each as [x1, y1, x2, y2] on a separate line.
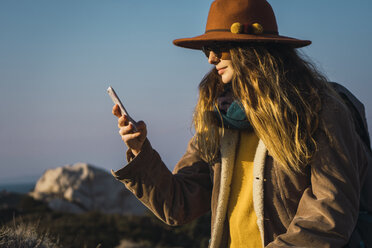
[107, 86, 138, 132]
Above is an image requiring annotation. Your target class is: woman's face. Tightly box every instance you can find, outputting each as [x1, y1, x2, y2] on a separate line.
[207, 50, 235, 84]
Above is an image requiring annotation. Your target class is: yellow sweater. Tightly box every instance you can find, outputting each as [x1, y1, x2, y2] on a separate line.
[227, 131, 262, 248]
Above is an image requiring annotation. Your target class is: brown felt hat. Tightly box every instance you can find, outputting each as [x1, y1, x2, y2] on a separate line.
[173, 0, 311, 49]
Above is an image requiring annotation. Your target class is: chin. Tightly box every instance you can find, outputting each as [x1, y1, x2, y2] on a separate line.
[222, 76, 233, 84]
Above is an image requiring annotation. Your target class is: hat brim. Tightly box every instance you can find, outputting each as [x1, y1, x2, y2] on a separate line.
[173, 31, 311, 49]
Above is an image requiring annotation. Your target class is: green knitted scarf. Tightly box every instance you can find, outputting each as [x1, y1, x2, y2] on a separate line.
[214, 84, 252, 130]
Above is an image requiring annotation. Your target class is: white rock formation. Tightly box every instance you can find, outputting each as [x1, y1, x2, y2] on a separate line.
[29, 163, 145, 215]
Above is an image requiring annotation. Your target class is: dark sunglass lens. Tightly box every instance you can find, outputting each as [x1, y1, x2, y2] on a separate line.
[202, 44, 228, 58]
[202, 46, 211, 58]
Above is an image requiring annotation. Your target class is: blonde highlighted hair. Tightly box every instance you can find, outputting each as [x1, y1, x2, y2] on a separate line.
[193, 44, 333, 172]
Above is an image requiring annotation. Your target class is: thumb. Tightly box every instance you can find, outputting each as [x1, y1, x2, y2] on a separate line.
[112, 104, 122, 118]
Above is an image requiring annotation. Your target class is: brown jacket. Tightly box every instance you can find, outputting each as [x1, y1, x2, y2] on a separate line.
[112, 93, 371, 248]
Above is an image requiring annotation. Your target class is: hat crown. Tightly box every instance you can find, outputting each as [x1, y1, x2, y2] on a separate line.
[206, 0, 278, 34]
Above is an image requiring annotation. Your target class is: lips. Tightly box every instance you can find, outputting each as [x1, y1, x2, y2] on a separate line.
[217, 66, 227, 75]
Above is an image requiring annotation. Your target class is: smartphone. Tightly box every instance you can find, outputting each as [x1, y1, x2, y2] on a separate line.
[107, 86, 138, 131]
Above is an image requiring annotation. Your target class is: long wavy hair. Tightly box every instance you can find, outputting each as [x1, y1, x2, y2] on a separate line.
[193, 44, 335, 172]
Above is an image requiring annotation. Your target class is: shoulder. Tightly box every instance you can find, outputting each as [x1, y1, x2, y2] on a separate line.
[321, 90, 351, 117]
[313, 90, 368, 169]
[318, 90, 355, 134]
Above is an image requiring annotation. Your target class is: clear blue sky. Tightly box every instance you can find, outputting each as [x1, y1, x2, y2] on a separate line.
[0, 0, 371, 183]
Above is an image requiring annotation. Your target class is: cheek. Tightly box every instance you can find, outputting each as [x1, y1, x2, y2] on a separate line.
[227, 66, 235, 78]
[221, 68, 235, 83]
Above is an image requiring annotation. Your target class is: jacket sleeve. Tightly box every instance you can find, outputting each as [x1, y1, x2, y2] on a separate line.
[111, 138, 213, 226]
[266, 95, 369, 248]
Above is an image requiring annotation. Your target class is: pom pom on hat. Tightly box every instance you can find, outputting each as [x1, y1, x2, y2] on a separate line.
[230, 22, 264, 35]
[230, 22, 243, 34]
[252, 23, 264, 34]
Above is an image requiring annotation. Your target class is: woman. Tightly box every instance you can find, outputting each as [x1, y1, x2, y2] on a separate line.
[111, 0, 371, 247]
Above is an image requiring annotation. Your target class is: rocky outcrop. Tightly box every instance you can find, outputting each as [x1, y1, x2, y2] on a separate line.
[29, 163, 145, 215]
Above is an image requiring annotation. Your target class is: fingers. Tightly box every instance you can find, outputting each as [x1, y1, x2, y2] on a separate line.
[119, 122, 146, 135]
[119, 123, 143, 144]
[112, 104, 122, 118]
[119, 121, 147, 139]
[118, 115, 128, 127]
[111, 100, 148, 153]
[119, 124, 133, 136]
[117, 120, 147, 153]
[121, 131, 142, 143]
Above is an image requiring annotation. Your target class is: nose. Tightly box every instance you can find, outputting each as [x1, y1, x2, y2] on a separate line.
[208, 51, 220, 64]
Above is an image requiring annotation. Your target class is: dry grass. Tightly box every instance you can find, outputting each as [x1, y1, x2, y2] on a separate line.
[0, 220, 59, 248]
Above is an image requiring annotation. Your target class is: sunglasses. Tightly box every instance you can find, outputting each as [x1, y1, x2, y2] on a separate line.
[202, 43, 232, 59]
